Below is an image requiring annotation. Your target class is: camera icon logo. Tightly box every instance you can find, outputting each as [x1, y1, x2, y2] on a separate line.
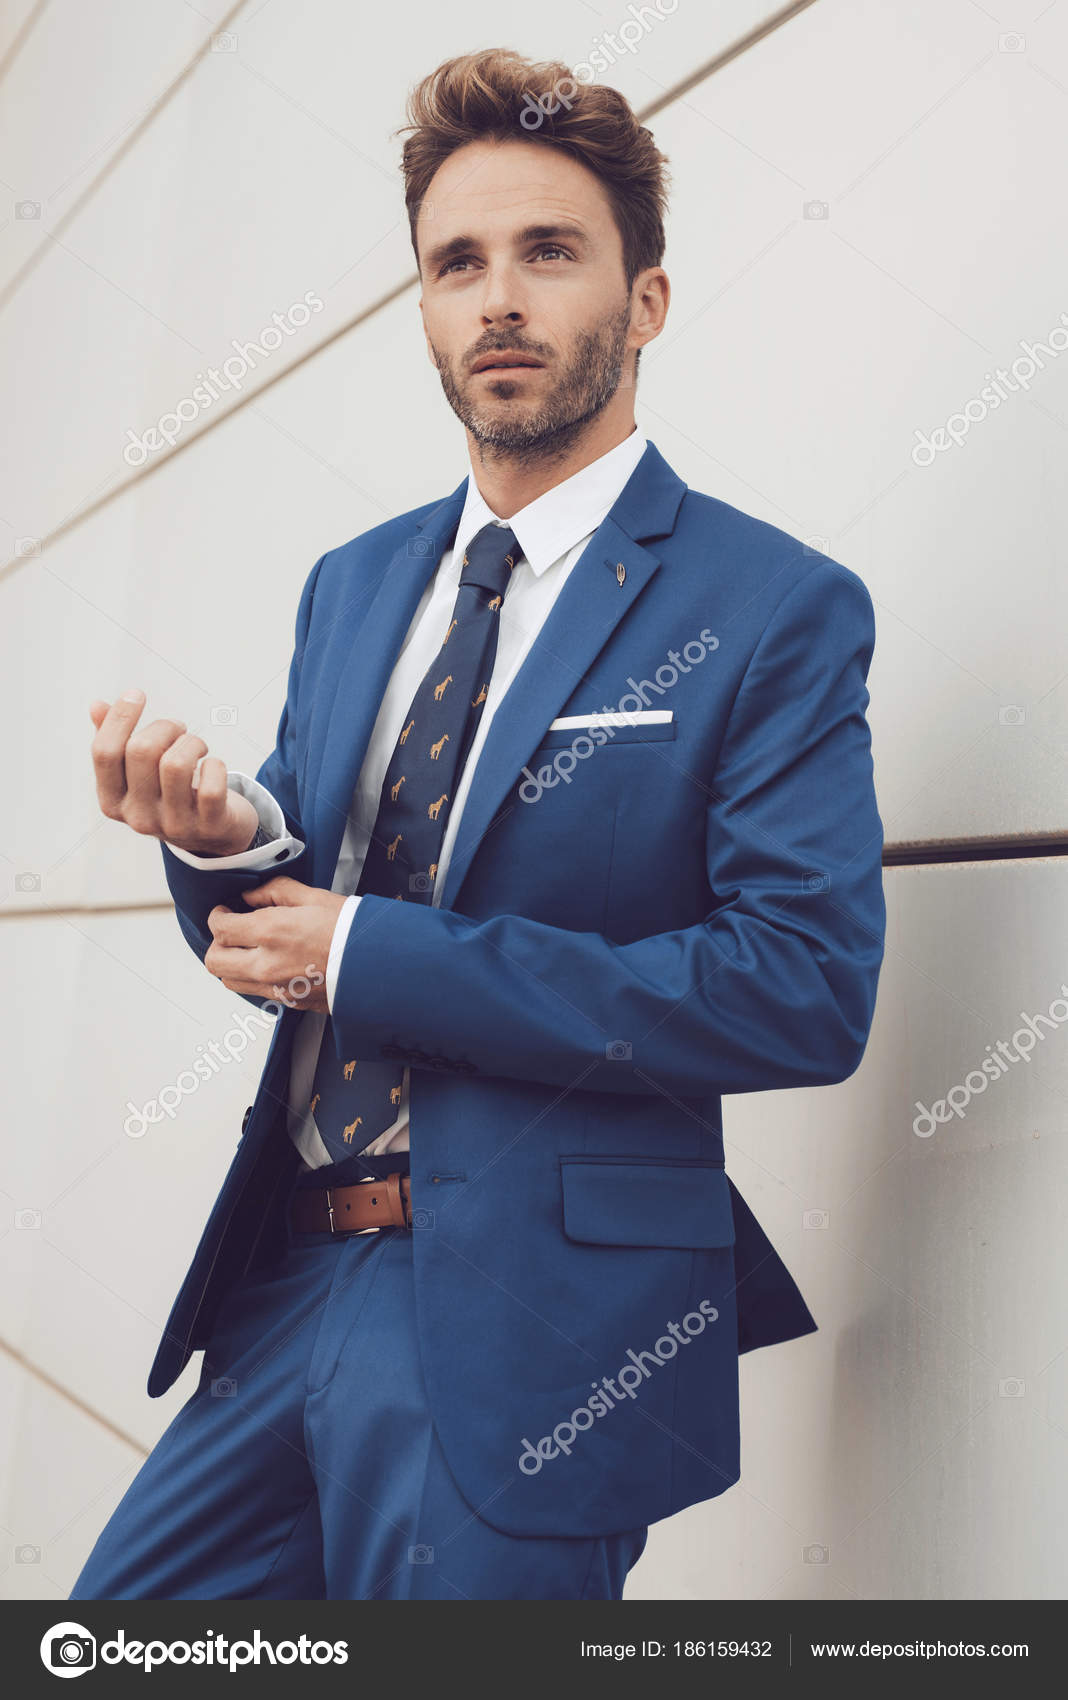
[803, 870, 828, 893]
[998, 32, 1025, 52]
[998, 1377, 1025, 1398]
[210, 1376, 237, 1397]
[210, 704, 238, 726]
[211, 31, 238, 52]
[803, 1543, 829, 1564]
[16, 1544, 41, 1562]
[409, 871, 433, 893]
[407, 537, 434, 558]
[803, 200, 829, 220]
[15, 201, 41, 220]
[802, 1208, 829, 1230]
[15, 871, 41, 892]
[16, 537, 41, 556]
[605, 1040, 632, 1061]
[997, 704, 1025, 727]
[40, 1622, 96, 1677]
[410, 1207, 435, 1230]
[15, 1208, 41, 1230]
[408, 1544, 434, 1564]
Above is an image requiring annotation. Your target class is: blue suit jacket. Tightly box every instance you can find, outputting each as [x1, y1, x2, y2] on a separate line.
[150, 440, 885, 1538]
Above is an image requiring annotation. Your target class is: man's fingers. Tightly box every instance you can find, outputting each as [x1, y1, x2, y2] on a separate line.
[241, 875, 306, 906]
[90, 688, 147, 817]
[206, 904, 263, 945]
[158, 732, 209, 835]
[193, 754, 229, 829]
[204, 939, 262, 983]
[124, 718, 188, 821]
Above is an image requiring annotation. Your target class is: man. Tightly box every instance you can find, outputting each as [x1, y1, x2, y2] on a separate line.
[73, 48, 885, 1602]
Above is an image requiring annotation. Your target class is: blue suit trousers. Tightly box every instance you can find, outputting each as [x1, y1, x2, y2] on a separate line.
[70, 1171, 648, 1601]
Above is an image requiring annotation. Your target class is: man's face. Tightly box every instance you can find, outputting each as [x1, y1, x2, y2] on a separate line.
[416, 140, 638, 456]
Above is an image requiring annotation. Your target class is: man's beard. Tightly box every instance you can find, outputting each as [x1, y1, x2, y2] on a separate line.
[431, 302, 632, 464]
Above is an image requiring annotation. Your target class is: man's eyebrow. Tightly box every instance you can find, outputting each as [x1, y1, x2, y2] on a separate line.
[514, 223, 590, 249]
[423, 223, 591, 272]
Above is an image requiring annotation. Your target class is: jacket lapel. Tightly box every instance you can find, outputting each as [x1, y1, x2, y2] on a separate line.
[438, 442, 687, 910]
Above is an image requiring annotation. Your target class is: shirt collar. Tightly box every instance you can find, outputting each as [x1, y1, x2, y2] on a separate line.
[451, 427, 648, 578]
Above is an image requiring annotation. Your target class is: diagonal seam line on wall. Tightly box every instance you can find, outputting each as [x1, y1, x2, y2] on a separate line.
[0, 0, 50, 90]
[0, 0, 247, 318]
[0, 1334, 150, 1458]
[0, 0, 822, 584]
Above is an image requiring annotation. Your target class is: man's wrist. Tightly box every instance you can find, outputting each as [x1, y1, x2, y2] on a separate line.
[188, 822, 267, 857]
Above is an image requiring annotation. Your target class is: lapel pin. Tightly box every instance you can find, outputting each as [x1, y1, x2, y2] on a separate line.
[616, 561, 626, 587]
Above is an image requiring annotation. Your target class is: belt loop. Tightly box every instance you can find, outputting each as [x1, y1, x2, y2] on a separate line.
[386, 1171, 410, 1230]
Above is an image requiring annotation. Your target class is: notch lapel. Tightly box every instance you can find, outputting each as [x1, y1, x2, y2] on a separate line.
[437, 443, 688, 911]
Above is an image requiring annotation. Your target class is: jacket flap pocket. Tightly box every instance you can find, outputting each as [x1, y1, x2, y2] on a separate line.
[560, 1157, 735, 1249]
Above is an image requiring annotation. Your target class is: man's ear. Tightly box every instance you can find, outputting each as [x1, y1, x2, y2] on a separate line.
[631, 266, 670, 350]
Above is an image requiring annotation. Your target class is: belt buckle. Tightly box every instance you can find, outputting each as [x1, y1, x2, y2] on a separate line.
[324, 1187, 336, 1234]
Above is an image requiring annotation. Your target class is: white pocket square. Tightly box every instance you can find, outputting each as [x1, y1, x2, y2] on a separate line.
[547, 709, 674, 730]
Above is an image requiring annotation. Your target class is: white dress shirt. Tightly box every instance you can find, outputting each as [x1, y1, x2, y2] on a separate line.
[168, 428, 648, 1169]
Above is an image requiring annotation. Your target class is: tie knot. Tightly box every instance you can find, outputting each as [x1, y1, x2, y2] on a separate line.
[458, 522, 521, 600]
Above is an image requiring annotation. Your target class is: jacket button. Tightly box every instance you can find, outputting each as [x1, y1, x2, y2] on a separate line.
[241, 1104, 253, 1134]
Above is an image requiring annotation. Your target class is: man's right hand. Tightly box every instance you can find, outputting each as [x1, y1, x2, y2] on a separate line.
[89, 689, 261, 857]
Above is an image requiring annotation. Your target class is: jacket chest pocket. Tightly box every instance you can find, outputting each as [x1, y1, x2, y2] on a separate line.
[532, 713, 677, 753]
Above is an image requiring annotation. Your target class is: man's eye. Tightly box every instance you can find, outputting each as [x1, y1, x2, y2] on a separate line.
[440, 256, 473, 275]
[534, 245, 570, 261]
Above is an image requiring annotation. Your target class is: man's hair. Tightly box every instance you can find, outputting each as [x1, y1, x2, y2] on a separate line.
[396, 48, 670, 292]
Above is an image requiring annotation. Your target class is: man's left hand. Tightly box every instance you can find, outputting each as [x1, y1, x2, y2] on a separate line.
[205, 876, 347, 1011]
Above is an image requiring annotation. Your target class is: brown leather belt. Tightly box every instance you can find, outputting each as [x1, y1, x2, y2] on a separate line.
[288, 1172, 412, 1236]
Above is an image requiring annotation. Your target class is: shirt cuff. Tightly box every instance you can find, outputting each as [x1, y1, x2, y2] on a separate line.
[163, 771, 305, 871]
[326, 894, 361, 1014]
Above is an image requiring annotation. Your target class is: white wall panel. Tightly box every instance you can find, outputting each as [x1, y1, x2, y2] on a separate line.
[0, 0, 238, 291]
[0, 1351, 144, 1600]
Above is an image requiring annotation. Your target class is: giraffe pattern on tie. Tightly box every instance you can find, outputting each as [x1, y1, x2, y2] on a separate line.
[306, 520, 523, 1162]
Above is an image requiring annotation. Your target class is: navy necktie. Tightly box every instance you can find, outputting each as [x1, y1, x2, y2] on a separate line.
[306, 521, 521, 1166]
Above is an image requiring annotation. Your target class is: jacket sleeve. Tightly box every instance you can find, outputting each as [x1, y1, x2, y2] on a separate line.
[329, 560, 887, 1098]
[158, 552, 323, 1009]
